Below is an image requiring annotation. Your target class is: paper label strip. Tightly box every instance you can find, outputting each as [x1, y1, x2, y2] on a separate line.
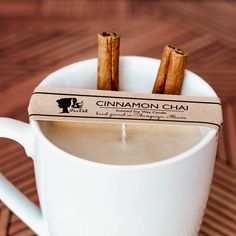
[28, 87, 223, 130]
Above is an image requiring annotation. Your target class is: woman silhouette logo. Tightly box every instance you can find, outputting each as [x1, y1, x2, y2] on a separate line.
[56, 98, 83, 113]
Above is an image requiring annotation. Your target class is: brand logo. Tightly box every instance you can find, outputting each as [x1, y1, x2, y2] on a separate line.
[56, 97, 87, 113]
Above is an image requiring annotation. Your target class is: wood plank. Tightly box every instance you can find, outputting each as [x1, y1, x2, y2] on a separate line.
[0, 1, 235, 235]
[0, 208, 11, 236]
[0, 0, 39, 18]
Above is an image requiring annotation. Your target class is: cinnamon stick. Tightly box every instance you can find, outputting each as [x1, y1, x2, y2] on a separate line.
[164, 48, 188, 95]
[153, 45, 188, 95]
[97, 32, 120, 91]
[152, 45, 175, 94]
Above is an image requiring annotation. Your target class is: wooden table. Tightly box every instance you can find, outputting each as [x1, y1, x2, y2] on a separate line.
[0, 1, 235, 235]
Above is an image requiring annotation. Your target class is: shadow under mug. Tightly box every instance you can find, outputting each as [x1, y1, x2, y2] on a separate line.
[0, 56, 218, 236]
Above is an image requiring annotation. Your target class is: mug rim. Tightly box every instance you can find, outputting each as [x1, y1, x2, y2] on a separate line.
[31, 56, 218, 170]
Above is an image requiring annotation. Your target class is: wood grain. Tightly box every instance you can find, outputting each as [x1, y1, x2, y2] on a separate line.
[0, 1, 235, 235]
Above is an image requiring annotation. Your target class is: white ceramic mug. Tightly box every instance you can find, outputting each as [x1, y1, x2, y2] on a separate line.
[0, 57, 219, 236]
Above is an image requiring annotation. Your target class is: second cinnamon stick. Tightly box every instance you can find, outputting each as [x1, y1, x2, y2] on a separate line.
[152, 45, 175, 94]
[164, 49, 188, 95]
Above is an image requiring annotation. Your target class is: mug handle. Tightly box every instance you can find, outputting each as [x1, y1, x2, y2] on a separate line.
[0, 118, 48, 235]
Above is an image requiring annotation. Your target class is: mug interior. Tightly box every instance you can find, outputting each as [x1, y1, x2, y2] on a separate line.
[38, 56, 217, 97]
[32, 56, 217, 167]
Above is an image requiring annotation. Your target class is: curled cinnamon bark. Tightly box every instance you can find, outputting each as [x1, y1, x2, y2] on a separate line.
[97, 32, 120, 91]
[153, 45, 188, 95]
[164, 49, 188, 95]
[152, 45, 175, 94]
